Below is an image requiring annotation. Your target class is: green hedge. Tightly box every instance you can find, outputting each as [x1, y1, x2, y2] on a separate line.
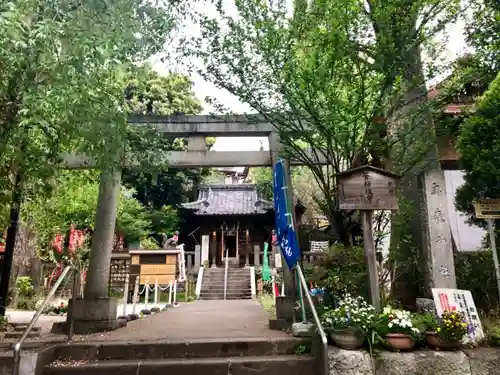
[455, 250, 499, 313]
[310, 245, 369, 307]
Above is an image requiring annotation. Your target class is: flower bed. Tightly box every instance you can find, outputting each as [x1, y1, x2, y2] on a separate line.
[316, 292, 477, 353]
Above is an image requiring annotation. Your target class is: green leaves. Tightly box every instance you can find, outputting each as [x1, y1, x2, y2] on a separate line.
[23, 170, 181, 258]
[466, 0, 500, 74]
[0, 0, 181, 211]
[455, 72, 500, 224]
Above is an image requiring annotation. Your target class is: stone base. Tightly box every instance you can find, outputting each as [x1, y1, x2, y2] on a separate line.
[327, 346, 487, 375]
[59, 297, 118, 334]
[269, 318, 292, 330]
[51, 319, 118, 335]
[275, 296, 299, 322]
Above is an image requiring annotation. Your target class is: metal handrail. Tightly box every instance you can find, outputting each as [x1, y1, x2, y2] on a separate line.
[13, 265, 74, 375]
[223, 249, 229, 300]
[296, 265, 329, 375]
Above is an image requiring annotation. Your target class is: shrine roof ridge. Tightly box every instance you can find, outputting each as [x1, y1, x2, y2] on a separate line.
[181, 183, 273, 216]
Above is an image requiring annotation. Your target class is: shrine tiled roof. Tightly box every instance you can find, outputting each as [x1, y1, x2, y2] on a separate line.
[181, 184, 273, 216]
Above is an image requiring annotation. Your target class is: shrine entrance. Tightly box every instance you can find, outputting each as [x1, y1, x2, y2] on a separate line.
[58, 115, 329, 333]
[225, 235, 237, 259]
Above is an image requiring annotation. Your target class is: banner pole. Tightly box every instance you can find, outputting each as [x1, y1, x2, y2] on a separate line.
[282, 159, 306, 321]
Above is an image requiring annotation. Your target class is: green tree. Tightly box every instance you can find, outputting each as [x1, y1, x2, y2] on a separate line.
[121, 67, 214, 210]
[188, 0, 456, 244]
[0, 0, 181, 314]
[466, 0, 500, 75]
[455, 72, 500, 226]
[24, 170, 180, 259]
[249, 166, 322, 221]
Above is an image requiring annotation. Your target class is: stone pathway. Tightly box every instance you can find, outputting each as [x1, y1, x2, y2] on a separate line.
[87, 299, 288, 342]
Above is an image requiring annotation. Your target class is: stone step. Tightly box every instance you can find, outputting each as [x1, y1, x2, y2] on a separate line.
[200, 293, 252, 301]
[201, 282, 250, 287]
[201, 282, 250, 286]
[200, 294, 252, 301]
[0, 338, 66, 351]
[51, 338, 307, 361]
[4, 330, 41, 339]
[199, 291, 252, 296]
[45, 355, 316, 375]
[199, 296, 253, 300]
[201, 284, 250, 287]
[204, 270, 250, 274]
[200, 289, 252, 293]
[13, 324, 41, 332]
[203, 274, 250, 278]
[203, 277, 250, 283]
[204, 280, 250, 282]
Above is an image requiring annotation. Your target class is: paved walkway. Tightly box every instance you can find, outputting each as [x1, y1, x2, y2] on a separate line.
[87, 300, 288, 342]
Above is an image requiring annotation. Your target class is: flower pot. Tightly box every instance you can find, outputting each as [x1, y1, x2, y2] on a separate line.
[384, 333, 415, 350]
[425, 331, 461, 350]
[329, 328, 365, 350]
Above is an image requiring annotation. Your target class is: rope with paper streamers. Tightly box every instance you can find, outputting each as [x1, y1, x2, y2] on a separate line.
[121, 276, 179, 317]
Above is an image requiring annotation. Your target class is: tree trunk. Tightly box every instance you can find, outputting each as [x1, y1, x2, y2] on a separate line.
[388, 45, 439, 305]
[0, 173, 22, 316]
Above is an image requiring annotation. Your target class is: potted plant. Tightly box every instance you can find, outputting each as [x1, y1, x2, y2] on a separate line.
[375, 307, 420, 350]
[425, 311, 468, 350]
[321, 294, 375, 350]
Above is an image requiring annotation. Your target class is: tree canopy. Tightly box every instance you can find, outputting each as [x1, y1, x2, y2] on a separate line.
[23, 170, 180, 258]
[185, 0, 460, 244]
[121, 67, 214, 210]
[0, 0, 179, 197]
[455, 72, 500, 226]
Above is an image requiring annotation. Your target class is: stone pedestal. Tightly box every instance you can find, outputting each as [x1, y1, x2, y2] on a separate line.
[275, 296, 299, 322]
[62, 170, 121, 334]
[70, 298, 118, 334]
[55, 297, 118, 334]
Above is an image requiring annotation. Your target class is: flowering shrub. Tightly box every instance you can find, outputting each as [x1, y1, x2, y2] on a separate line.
[320, 294, 375, 332]
[436, 311, 468, 343]
[375, 306, 420, 337]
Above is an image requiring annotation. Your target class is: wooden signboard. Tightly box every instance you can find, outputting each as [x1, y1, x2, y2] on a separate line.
[129, 249, 179, 285]
[473, 199, 500, 219]
[336, 165, 400, 211]
[336, 165, 400, 312]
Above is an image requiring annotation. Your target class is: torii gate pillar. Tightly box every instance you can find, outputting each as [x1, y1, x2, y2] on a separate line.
[70, 170, 122, 333]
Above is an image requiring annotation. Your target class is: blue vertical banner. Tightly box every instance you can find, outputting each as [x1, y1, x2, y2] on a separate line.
[273, 159, 300, 270]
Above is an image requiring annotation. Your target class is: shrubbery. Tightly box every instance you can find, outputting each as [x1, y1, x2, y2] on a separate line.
[310, 245, 368, 307]
[455, 250, 499, 313]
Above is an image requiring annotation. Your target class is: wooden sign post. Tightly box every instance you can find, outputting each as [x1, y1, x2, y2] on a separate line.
[128, 249, 179, 286]
[336, 165, 400, 311]
[473, 199, 500, 301]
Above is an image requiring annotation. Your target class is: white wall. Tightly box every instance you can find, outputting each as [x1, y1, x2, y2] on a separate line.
[444, 170, 485, 251]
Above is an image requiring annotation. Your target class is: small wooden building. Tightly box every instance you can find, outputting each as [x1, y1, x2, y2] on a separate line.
[180, 184, 302, 267]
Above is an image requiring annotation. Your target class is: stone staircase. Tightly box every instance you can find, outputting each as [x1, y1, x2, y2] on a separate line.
[199, 266, 252, 300]
[3, 322, 42, 339]
[41, 337, 317, 375]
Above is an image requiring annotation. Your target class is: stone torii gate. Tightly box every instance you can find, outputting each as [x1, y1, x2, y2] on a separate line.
[69, 115, 329, 333]
[66, 114, 456, 333]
